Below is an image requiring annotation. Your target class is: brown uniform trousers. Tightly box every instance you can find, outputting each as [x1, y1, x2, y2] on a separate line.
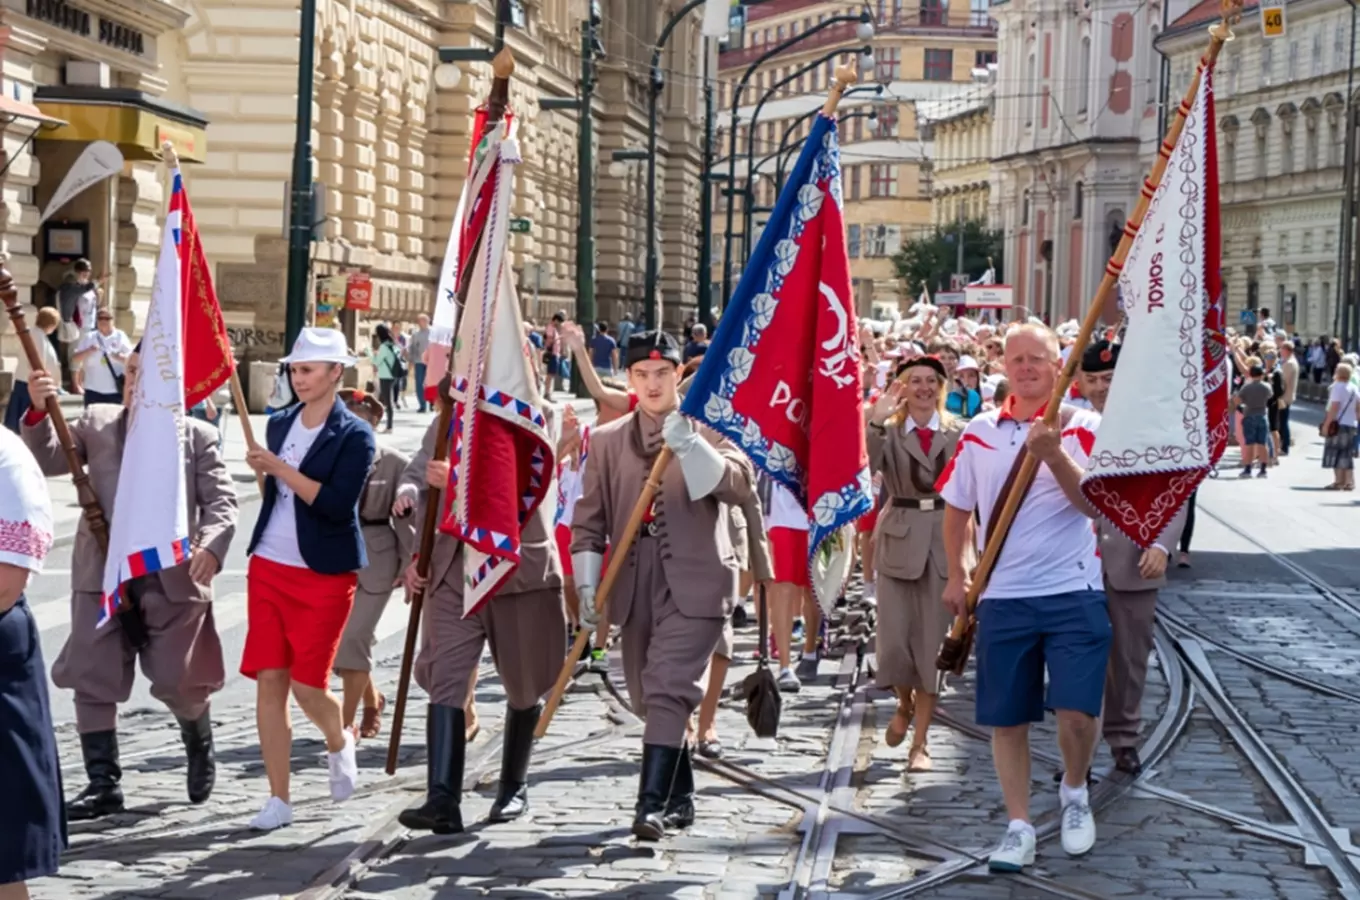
[1098, 509, 1186, 749]
[868, 417, 962, 694]
[571, 410, 755, 747]
[400, 418, 566, 710]
[22, 406, 237, 733]
[335, 445, 415, 672]
[714, 496, 774, 660]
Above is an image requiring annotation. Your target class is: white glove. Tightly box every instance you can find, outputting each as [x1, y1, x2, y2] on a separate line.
[572, 551, 604, 629]
[662, 411, 727, 501]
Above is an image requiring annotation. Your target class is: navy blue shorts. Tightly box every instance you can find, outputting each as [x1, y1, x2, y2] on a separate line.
[975, 590, 1112, 727]
[1242, 413, 1269, 446]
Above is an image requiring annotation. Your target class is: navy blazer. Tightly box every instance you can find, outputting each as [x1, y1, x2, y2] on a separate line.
[246, 397, 377, 575]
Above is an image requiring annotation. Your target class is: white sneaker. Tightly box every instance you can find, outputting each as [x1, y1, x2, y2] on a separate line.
[249, 796, 294, 831]
[1061, 798, 1096, 856]
[328, 730, 358, 801]
[987, 824, 1035, 872]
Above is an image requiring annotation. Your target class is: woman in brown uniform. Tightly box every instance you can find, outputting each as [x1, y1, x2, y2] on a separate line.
[866, 355, 962, 772]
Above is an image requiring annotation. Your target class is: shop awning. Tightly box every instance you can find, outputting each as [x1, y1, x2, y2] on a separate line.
[32, 86, 208, 163]
[0, 94, 67, 128]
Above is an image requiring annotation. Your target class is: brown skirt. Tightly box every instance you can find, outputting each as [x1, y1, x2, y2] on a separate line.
[874, 566, 949, 694]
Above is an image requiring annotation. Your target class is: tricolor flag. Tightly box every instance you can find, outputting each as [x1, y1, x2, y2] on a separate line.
[1080, 60, 1229, 547]
[425, 106, 514, 403]
[170, 168, 234, 408]
[98, 180, 192, 626]
[681, 112, 872, 576]
[439, 117, 553, 618]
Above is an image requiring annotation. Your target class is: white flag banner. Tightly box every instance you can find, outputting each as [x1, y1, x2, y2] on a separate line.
[701, 0, 730, 37]
[97, 199, 190, 627]
[40, 141, 124, 225]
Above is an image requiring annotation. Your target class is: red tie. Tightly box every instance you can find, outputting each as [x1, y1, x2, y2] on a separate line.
[917, 427, 933, 455]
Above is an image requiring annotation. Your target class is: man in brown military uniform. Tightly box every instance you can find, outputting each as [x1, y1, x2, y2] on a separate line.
[572, 329, 756, 840]
[393, 409, 566, 835]
[1079, 339, 1185, 775]
[23, 353, 238, 820]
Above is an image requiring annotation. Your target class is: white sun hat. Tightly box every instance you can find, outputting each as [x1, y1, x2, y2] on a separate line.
[281, 327, 358, 366]
[957, 354, 981, 372]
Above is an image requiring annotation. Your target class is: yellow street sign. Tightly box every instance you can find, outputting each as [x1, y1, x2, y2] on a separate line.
[1261, 5, 1286, 38]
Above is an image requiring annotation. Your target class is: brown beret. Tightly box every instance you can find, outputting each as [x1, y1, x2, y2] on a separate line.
[339, 387, 384, 421]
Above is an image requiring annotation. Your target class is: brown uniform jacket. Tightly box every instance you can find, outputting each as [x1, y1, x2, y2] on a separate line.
[398, 414, 562, 595]
[570, 410, 755, 621]
[734, 494, 775, 583]
[358, 445, 416, 594]
[23, 404, 238, 598]
[1098, 506, 1187, 593]
[867, 414, 964, 582]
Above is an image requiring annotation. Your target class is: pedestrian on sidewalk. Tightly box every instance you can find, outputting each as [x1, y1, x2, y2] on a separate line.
[22, 351, 237, 821]
[3, 307, 61, 434]
[71, 308, 131, 407]
[0, 427, 63, 899]
[369, 324, 400, 433]
[241, 327, 374, 831]
[1321, 362, 1359, 491]
[1278, 341, 1299, 455]
[332, 389, 414, 740]
[1233, 362, 1272, 478]
[409, 314, 431, 413]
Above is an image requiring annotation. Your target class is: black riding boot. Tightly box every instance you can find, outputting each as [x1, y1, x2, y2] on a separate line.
[632, 743, 681, 841]
[488, 702, 540, 823]
[398, 705, 465, 834]
[662, 742, 695, 830]
[67, 730, 124, 821]
[177, 711, 216, 804]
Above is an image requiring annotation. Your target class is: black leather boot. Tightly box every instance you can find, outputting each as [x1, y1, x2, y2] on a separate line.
[662, 742, 695, 830]
[632, 743, 681, 841]
[178, 711, 216, 804]
[67, 730, 124, 821]
[398, 705, 465, 835]
[488, 702, 540, 823]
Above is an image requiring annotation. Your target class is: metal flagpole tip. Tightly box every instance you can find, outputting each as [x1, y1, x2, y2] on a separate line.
[493, 47, 515, 78]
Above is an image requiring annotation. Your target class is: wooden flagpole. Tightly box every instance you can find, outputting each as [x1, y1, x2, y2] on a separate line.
[0, 259, 111, 554]
[533, 62, 863, 742]
[160, 140, 264, 497]
[385, 47, 516, 776]
[936, 2, 1242, 674]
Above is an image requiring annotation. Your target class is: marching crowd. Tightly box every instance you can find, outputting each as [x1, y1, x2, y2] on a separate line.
[4, 296, 1358, 900]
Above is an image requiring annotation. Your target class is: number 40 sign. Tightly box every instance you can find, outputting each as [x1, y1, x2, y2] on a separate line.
[1261, 3, 1286, 38]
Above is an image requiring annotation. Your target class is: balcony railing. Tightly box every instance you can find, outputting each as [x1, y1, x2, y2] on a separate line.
[719, 19, 861, 70]
[722, 9, 998, 68]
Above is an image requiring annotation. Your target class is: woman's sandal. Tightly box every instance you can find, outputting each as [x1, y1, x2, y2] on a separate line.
[359, 693, 386, 739]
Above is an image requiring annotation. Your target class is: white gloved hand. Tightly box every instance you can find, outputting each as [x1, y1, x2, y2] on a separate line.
[572, 551, 604, 629]
[662, 411, 727, 501]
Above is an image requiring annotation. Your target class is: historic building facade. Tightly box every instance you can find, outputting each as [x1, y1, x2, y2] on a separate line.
[1157, 0, 1355, 337]
[918, 79, 993, 228]
[989, 0, 1171, 322]
[713, 0, 998, 317]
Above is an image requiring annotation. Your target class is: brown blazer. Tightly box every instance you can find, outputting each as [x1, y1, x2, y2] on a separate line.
[357, 444, 416, 594]
[867, 415, 963, 582]
[734, 494, 775, 583]
[570, 410, 755, 622]
[398, 414, 563, 596]
[1098, 506, 1187, 593]
[22, 404, 238, 599]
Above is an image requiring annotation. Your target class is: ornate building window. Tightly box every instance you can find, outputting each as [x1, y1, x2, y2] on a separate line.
[870, 164, 898, 197]
[1261, 43, 1274, 87]
[1312, 30, 1324, 77]
[1022, 189, 1031, 225]
[924, 49, 954, 81]
[1278, 103, 1296, 174]
[1250, 107, 1270, 179]
[1302, 99, 1321, 170]
[1073, 181, 1084, 219]
[875, 47, 901, 82]
[1221, 116, 1239, 180]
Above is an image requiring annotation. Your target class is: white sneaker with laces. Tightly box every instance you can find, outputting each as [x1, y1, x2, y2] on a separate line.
[328, 730, 358, 801]
[249, 796, 294, 831]
[1061, 798, 1096, 856]
[987, 825, 1035, 872]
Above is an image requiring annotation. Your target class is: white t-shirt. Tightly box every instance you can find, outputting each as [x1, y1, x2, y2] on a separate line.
[1329, 381, 1360, 428]
[76, 329, 133, 395]
[252, 416, 325, 568]
[555, 425, 589, 529]
[13, 334, 61, 384]
[767, 482, 810, 532]
[938, 400, 1103, 601]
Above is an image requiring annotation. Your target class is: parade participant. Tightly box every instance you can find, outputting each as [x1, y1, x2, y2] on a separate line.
[241, 327, 375, 831]
[572, 329, 755, 841]
[0, 428, 62, 898]
[23, 353, 237, 820]
[866, 355, 963, 772]
[332, 388, 414, 738]
[561, 322, 635, 416]
[1077, 339, 1183, 775]
[764, 478, 813, 691]
[938, 323, 1108, 869]
[393, 404, 566, 835]
[3, 307, 61, 433]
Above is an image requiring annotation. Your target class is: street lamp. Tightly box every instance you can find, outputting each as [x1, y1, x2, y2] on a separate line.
[720, 10, 874, 310]
[741, 45, 871, 260]
[433, 46, 495, 91]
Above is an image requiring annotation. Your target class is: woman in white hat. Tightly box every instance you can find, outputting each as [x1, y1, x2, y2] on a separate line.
[241, 327, 377, 831]
[946, 355, 983, 419]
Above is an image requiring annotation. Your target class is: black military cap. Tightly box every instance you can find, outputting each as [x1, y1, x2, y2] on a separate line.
[625, 329, 682, 369]
[1080, 339, 1120, 373]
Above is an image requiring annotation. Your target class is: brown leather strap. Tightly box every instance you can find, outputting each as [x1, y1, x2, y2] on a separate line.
[983, 406, 1077, 555]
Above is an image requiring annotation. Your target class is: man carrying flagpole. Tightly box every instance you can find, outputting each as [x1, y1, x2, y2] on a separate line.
[20, 172, 239, 821]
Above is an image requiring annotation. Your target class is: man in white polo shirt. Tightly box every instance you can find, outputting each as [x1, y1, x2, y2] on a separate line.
[938, 323, 1110, 871]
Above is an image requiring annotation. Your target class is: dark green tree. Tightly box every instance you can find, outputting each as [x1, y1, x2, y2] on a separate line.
[892, 220, 1005, 297]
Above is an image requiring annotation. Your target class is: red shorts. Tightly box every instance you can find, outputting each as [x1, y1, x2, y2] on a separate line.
[555, 523, 610, 581]
[770, 527, 810, 587]
[241, 555, 358, 689]
[857, 506, 879, 534]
